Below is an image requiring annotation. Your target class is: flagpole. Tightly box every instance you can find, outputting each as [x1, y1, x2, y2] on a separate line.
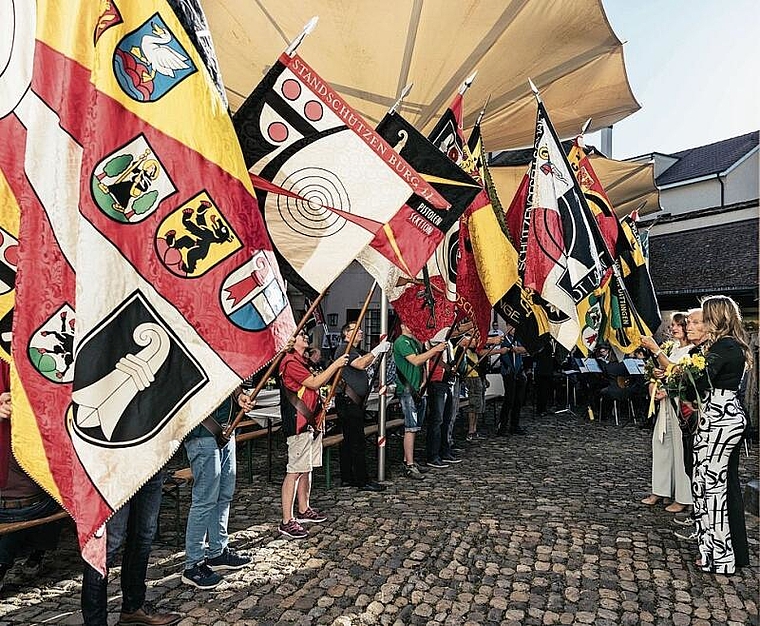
[315, 282, 377, 430]
[221, 287, 329, 441]
[377, 289, 389, 481]
[418, 311, 465, 399]
[474, 94, 491, 126]
[389, 83, 413, 115]
[284, 16, 318, 57]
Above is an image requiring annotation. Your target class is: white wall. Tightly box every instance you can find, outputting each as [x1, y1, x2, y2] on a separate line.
[725, 149, 759, 205]
[660, 178, 720, 214]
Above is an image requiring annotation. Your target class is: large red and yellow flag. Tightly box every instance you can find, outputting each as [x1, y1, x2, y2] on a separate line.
[0, 0, 294, 571]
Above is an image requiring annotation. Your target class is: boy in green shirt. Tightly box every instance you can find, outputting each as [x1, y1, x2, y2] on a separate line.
[392, 323, 445, 479]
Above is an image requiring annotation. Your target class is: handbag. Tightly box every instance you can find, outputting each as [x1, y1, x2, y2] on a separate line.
[677, 400, 699, 436]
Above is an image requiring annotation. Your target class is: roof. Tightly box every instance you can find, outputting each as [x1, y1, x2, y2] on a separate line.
[656, 131, 759, 186]
[649, 219, 759, 296]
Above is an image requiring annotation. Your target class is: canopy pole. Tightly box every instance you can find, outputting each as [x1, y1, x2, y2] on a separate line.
[377, 289, 389, 482]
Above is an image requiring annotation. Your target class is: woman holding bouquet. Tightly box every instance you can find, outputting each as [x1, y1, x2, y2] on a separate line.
[640, 313, 693, 512]
[690, 295, 750, 574]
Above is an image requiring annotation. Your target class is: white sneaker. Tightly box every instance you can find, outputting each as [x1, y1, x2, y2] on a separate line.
[674, 529, 697, 541]
[673, 516, 695, 527]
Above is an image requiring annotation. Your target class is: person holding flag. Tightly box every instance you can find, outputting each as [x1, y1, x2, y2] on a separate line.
[278, 331, 349, 539]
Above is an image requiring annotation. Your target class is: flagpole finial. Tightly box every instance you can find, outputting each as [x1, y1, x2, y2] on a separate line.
[581, 118, 592, 135]
[285, 16, 319, 56]
[475, 94, 491, 126]
[527, 78, 542, 103]
[389, 83, 413, 115]
[459, 71, 478, 94]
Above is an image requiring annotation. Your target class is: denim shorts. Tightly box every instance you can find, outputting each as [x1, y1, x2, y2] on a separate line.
[400, 391, 426, 433]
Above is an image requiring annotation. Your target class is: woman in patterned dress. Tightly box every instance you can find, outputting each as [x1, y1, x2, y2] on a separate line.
[690, 295, 751, 574]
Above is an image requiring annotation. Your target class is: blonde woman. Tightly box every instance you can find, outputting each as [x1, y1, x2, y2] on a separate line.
[640, 313, 693, 512]
[690, 295, 751, 574]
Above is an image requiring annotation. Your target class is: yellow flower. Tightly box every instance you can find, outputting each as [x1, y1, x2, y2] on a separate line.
[691, 355, 706, 369]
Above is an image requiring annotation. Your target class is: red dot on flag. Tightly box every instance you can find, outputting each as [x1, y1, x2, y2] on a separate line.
[304, 100, 323, 121]
[268, 122, 289, 143]
[282, 79, 301, 100]
[4, 245, 17, 267]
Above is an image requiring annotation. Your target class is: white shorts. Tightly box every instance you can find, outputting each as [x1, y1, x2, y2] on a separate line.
[286, 431, 323, 473]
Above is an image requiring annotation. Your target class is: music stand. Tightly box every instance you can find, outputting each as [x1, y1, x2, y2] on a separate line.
[554, 368, 578, 419]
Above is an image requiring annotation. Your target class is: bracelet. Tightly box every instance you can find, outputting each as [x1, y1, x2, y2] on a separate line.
[653, 349, 663, 358]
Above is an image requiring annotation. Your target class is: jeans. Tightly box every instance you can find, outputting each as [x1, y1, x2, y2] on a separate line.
[445, 380, 461, 451]
[400, 391, 426, 433]
[81, 470, 165, 626]
[184, 435, 236, 568]
[427, 381, 457, 461]
[336, 395, 368, 486]
[0, 496, 62, 564]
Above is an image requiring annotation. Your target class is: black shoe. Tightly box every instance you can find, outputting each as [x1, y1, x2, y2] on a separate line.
[205, 548, 251, 571]
[509, 428, 527, 435]
[441, 455, 463, 464]
[359, 482, 386, 492]
[495, 429, 508, 437]
[181, 563, 223, 589]
[425, 459, 449, 469]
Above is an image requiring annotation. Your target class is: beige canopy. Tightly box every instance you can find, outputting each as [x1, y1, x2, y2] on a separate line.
[489, 154, 660, 217]
[205, 0, 640, 150]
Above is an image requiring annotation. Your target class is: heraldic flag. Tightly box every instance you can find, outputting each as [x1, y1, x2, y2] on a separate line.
[496, 172, 551, 353]
[233, 53, 448, 294]
[391, 93, 490, 344]
[519, 102, 607, 350]
[619, 212, 661, 336]
[0, 0, 294, 571]
[357, 110, 480, 291]
[568, 140, 649, 353]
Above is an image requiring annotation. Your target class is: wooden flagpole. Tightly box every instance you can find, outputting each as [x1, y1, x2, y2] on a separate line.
[315, 282, 377, 430]
[221, 287, 329, 441]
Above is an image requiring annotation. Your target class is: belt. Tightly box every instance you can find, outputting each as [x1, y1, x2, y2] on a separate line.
[0, 494, 46, 510]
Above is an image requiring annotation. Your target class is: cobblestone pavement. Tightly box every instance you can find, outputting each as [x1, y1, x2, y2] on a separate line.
[0, 410, 757, 625]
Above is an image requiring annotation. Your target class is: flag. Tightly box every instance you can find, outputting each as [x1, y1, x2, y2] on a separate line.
[383, 95, 472, 343]
[518, 103, 607, 350]
[568, 140, 643, 353]
[0, 0, 294, 572]
[0, 171, 19, 363]
[496, 174, 551, 353]
[357, 111, 480, 286]
[466, 120, 543, 348]
[232, 53, 447, 295]
[619, 212, 661, 335]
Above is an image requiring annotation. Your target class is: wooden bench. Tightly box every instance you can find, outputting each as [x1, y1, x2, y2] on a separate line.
[321, 417, 406, 488]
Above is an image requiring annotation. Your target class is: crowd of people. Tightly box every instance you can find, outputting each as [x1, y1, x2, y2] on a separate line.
[0, 296, 754, 623]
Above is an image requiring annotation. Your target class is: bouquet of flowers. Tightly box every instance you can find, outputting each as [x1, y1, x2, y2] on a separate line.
[663, 352, 709, 434]
[643, 340, 675, 382]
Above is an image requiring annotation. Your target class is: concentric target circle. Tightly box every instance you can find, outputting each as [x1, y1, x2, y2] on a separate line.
[276, 167, 349, 238]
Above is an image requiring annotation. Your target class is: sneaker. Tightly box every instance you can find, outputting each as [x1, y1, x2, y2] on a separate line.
[441, 455, 463, 464]
[404, 463, 425, 480]
[415, 462, 430, 474]
[181, 563, 223, 589]
[674, 529, 698, 541]
[466, 433, 474, 442]
[296, 507, 327, 524]
[22, 550, 45, 577]
[475, 432, 488, 439]
[206, 548, 251, 571]
[451, 447, 465, 454]
[425, 459, 449, 469]
[279, 518, 309, 539]
[673, 515, 695, 527]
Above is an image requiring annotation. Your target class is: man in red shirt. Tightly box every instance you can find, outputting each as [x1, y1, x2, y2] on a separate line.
[278, 330, 349, 539]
